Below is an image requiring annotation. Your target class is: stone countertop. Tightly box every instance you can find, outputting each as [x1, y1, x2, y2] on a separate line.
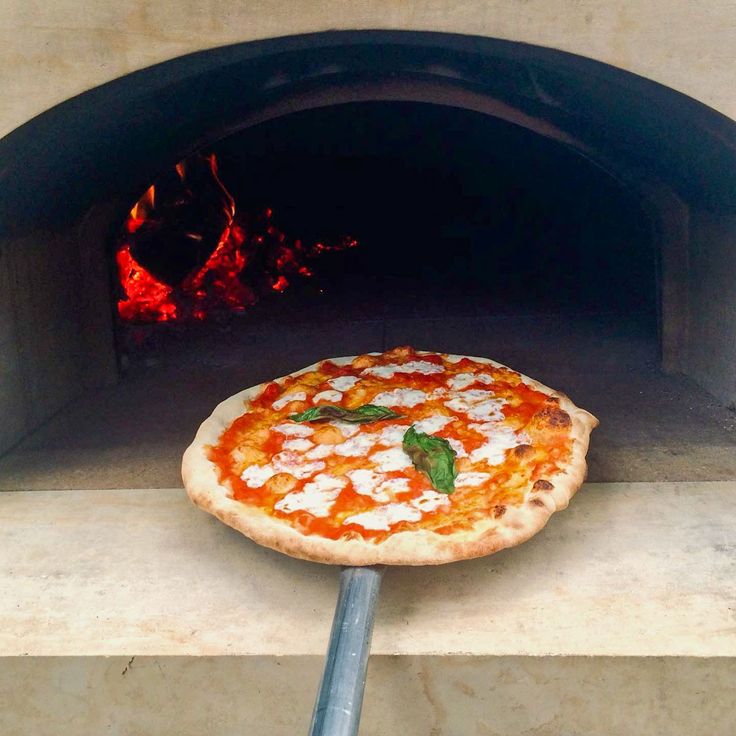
[2, 482, 735, 659]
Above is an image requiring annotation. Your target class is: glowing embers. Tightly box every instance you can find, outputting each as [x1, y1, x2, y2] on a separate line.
[116, 153, 358, 323]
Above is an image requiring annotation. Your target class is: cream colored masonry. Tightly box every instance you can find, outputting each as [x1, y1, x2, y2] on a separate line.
[1, 0, 735, 140]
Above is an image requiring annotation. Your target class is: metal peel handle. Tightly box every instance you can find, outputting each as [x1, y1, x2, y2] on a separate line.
[308, 566, 384, 736]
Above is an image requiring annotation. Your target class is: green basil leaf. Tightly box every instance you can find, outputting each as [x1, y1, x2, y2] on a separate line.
[402, 425, 457, 494]
[289, 404, 404, 424]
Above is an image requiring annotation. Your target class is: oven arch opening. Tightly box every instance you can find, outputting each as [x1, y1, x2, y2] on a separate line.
[0, 30, 734, 478]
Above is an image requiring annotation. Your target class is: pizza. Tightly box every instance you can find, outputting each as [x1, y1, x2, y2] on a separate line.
[182, 346, 598, 565]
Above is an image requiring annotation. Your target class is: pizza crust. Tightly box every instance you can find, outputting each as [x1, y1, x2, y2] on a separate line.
[181, 352, 598, 565]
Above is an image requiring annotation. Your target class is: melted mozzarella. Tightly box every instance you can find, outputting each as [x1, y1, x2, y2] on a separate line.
[456, 388, 496, 402]
[328, 421, 360, 438]
[456, 471, 493, 487]
[312, 389, 343, 404]
[334, 433, 378, 457]
[347, 469, 389, 501]
[371, 447, 412, 472]
[272, 391, 307, 411]
[410, 490, 451, 513]
[273, 423, 314, 438]
[444, 389, 506, 422]
[469, 425, 521, 465]
[446, 437, 468, 458]
[240, 464, 276, 487]
[376, 424, 408, 445]
[447, 372, 494, 390]
[327, 375, 360, 391]
[346, 469, 412, 502]
[344, 503, 422, 530]
[343, 487, 450, 530]
[372, 388, 428, 408]
[470, 423, 530, 446]
[466, 401, 507, 422]
[362, 361, 444, 378]
[414, 415, 455, 434]
[274, 474, 346, 517]
[305, 444, 334, 460]
[271, 451, 325, 479]
[379, 477, 411, 495]
[282, 438, 314, 452]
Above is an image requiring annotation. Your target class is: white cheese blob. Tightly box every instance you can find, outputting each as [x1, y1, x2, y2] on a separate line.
[410, 490, 451, 513]
[446, 437, 468, 458]
[327, 375, 361, 391]
[447, 372, 494, 390]
[334, 433, 378, 457]
[470, 423, 531, 447]
[469, 425, 521, 465]
[455, 471, 493, 487]
[414, 415, 455, 434]
[305, 444, 335, 460]
[376, 424, 408, 445]
[347, 469, 389, 501]
[346, 470, 412, 502]
[282, 438, 314, 452]
[272, 391, 307, 411]
[312, 389, 343, 404]
[274, 474, 346, 517]
[343, 503, 422, 530]
[465, 401, 507, 422]
[362, 360, 445, 378]
[379, 477, 411, 495]
[328, 421, 360, 438]
[373, 388, 428, 408]
[273, 423, 314, 438]
[240, 464, 276, 488]
[444, 389, 507, 422]
[371, 446, 413, 472]
[450, 388, 497, 403]
[271, 451, 325, 479]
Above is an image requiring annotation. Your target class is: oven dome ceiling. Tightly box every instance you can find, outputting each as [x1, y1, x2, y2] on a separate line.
[1, 31, 735, 236]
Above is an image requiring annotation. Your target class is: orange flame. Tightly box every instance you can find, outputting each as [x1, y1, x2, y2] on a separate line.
[116, 153, 357, 323]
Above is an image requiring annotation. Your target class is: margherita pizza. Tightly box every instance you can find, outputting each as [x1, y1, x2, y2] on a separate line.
[182, 346, 598, 565]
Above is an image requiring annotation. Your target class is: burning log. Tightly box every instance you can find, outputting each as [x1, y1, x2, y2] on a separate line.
[116, 153, 357, 323]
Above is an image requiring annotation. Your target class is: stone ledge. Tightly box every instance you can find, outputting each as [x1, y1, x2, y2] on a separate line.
[1, 482, 736, 658]
[2, 656, 735, 736]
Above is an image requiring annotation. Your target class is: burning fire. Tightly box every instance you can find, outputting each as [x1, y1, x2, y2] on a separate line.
[116, 153, 357, 323]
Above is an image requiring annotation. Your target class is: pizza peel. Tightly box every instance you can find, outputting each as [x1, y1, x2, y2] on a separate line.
[308, 565, 384, 735]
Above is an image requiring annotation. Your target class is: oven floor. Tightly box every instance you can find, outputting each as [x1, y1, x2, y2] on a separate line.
[1, 311, 735, 490]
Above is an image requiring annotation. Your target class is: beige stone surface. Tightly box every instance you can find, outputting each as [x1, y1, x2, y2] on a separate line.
[2, 482, 736, 658]
[2, 655, 735, 735]
[1, 1, 735, 140]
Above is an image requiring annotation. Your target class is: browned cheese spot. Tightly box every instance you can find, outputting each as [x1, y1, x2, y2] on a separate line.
[534, 406, 572, 428]
[351, 354, 377, 370]
[513, 444, 534, 458]
[493, 505, 506, 518]
[533, 479, 554, 492]
[385, 345, 413, 360]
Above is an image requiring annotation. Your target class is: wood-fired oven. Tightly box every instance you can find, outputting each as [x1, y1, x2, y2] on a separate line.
[1, 21, 735, 736]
